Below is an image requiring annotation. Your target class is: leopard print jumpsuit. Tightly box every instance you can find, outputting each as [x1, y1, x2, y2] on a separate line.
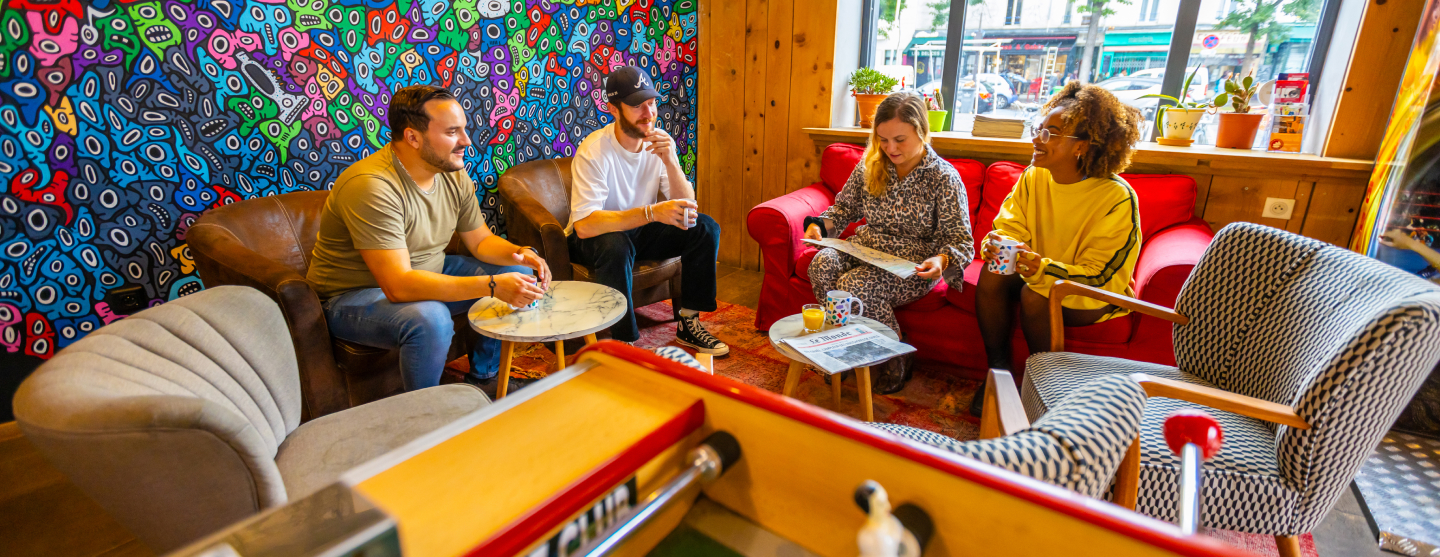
[810, 145, 975, 335]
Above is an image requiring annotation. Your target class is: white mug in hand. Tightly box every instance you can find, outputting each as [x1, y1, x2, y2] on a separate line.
[987, 238, 1022, 275]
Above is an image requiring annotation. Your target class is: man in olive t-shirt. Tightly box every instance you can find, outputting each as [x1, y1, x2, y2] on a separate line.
[307, 85, 551, 392]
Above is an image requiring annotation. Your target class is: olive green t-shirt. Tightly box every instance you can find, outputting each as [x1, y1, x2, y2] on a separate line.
[307, 145, 485, 298]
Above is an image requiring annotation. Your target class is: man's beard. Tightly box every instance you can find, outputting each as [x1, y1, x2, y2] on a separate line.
[617, 109, 651, 139]
[418, 138, 464, 172]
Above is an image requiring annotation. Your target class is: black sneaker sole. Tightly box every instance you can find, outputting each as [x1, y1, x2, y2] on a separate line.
[675, 338, 730, 356]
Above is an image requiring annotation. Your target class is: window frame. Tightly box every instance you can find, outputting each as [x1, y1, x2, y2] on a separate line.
[855, 0, 1338, 138]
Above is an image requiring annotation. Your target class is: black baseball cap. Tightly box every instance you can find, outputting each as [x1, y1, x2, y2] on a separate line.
[604, 66, 660, 106]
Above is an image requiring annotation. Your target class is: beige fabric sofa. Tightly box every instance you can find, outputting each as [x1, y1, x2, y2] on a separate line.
[12, 285, 490, 553]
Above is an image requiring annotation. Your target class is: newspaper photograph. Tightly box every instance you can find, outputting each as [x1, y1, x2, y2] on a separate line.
[802, 238, 917, 279]
[779, 324, 917, 374]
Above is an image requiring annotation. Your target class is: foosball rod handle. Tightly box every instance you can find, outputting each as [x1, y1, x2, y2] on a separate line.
[577, 431, 741, 557]
[1163, 411, 1223, 536]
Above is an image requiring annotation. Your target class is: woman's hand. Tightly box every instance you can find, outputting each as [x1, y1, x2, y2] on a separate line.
[1383, 229, 1421, 251]
[1015, 247, 1043, 278]
[804, 223, 823, 241]
[981, 230, 1006, 262]
[915, 256, 945, 279]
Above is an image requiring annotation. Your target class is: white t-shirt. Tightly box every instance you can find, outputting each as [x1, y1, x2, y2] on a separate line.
[566, 123, 679, 234]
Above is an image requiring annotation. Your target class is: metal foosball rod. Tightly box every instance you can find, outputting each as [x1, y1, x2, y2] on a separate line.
[1164, 410, 1224, 536]
[576, 431, 743, 557]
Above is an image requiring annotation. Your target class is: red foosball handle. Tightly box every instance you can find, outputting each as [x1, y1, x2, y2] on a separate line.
[1164, 410, 1223, 460]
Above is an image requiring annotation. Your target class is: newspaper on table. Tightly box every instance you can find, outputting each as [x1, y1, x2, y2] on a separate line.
[802, 238, 917, 279]
[779, 324, 917, 375]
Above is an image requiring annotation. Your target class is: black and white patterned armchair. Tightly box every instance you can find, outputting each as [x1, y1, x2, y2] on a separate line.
[871, 372, 1146, 499]
[1026, 222, 1440, 557]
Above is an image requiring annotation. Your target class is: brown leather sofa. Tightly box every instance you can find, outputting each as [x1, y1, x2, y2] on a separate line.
[498, 157, 682, 321]
[189, 191, 474, 421]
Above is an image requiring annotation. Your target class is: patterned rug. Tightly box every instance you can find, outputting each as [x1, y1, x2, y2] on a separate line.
[445, 300, 1317, 557]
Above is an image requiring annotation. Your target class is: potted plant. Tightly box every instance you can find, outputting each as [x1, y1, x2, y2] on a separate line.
[848, 67, 899, 128]
[1139, 67, 1210, 146]
[1211, 73, 1270, 149]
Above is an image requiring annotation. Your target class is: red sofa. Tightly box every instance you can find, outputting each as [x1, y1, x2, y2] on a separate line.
[747, 143, 1215, 377]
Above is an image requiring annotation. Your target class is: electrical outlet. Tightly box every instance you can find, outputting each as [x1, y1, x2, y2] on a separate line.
[103, 285, 146, 315]
[1263, 197, 1296, 219]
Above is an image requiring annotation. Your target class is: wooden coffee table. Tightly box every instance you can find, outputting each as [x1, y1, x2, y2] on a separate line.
[468, 281, 626, 398]
[768, 314, 900, 421]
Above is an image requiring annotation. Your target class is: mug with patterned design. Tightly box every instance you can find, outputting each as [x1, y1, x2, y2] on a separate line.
[825, 290, 865, 326]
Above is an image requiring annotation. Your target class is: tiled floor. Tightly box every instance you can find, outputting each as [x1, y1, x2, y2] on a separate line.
[0, 264, 1401, 557]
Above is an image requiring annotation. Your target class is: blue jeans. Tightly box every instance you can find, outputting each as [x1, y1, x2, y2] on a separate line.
[322, 255, 532, 390]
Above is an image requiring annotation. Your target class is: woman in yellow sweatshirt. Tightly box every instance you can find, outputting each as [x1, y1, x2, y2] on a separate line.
[976, 82, 1145, 378]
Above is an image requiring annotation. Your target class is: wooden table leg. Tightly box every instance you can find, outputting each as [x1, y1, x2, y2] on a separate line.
[584, 333, 598, 345]
[555, 340, 567, 371]
[496, 340, 516, 399]
[782, 360, 804, 397]
[830, 372, 843, 411]
[857, 366, 874, 422]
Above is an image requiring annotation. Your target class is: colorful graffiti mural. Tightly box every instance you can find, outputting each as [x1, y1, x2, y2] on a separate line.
[0, 0, 700, 359]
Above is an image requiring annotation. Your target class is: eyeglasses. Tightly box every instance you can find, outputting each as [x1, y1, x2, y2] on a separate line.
[1028, 124, 1081, 143]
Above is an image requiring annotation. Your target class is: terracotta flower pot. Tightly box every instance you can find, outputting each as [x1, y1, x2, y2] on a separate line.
[1158, 107, 1206, 141]
[1215, 112, 1266, 149]
[854, 93, 887, 128]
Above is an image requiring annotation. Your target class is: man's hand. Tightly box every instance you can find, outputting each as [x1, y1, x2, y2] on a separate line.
[512, 248, 551, 289]
[1383, 229, 1421, 251]
[493, 272, 545, 306]
[652, 198, 698, 229]
[804, 223, 823, 241]
[915, 256, 945, 280]
[644, 128, 675, 160]
[1015, 246, 1043, 278]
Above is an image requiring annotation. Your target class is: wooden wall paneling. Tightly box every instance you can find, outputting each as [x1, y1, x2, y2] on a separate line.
[1183, 173, 1214, 224]
[1323, 0, 1428, 160]
[1286, 181, 1317, 235]
[698, 0, 713, 252]
[1302, 179, 1370, 246]
[784, 0, 838, 194]
[739, 0, 769, 271]
[711, 0, 748, 267]
[1201, 176, 1302, 232]
[760, 0, 795, 208]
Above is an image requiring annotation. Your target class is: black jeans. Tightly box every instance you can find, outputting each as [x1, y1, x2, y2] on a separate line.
[568, 215, 720, 341]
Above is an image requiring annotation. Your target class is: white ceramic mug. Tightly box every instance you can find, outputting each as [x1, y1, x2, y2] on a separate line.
[987, 238, 1021, 275]
[825, 290, 865, 326]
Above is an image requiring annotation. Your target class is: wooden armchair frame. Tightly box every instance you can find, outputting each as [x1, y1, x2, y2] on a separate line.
[1048, 280, 1313, 556]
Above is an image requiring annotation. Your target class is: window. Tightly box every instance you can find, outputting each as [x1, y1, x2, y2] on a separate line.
[856, 0, 1333, 145]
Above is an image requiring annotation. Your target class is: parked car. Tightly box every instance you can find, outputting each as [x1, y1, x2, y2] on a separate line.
[1097, 76, 1162, 119]
[914, 79, 997, 114]
[964, 74, 1017, 108]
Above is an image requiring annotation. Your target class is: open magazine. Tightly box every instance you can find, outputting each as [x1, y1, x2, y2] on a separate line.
[802, 238, 917, 279]
[778, 324, 916, 374]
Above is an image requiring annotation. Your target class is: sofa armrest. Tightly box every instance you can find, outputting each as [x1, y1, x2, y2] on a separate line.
[499, 177, 573, 281]
[188, 223, 349, 420]
[1134, 219, 1214, 306]
[747, 184, 836, 278]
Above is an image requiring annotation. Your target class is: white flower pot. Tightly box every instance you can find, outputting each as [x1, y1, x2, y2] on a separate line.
[1159, 107, 1207, 141]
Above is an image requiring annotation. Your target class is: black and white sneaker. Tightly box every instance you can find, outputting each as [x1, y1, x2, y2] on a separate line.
[675, 314, 729, 356]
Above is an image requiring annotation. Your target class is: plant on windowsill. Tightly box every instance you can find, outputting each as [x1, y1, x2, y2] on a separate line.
[1139, 67, 1211, 146]
[1211, 72, 1271, 149]
[848, 67, 900, 128]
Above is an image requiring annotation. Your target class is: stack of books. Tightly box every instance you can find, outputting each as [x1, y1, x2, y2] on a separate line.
[972, 115, 1026, 139]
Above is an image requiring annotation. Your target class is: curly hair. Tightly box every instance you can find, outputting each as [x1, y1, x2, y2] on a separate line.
[863, 91, 931, 197]
[1040, 82, 1143, 178]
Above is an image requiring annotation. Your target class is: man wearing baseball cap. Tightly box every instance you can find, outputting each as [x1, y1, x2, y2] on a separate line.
[566, 66, 727, 355]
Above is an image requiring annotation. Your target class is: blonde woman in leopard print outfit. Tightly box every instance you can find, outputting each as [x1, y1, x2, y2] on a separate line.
[803, 92, 974, 394]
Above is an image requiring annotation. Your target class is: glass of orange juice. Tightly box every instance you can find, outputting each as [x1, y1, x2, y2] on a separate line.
[801, 304, 825, 333]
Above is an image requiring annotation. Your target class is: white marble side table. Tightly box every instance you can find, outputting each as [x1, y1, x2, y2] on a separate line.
[768, 314, 899, 422]
[468, 281, 626, 398]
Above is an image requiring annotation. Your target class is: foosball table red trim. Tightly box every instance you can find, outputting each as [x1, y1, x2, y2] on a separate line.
[465, 399, 708, 557]
[576, 341, 1243, 557]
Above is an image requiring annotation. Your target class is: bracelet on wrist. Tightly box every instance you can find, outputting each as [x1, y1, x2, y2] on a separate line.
[488, 275, 497, 298]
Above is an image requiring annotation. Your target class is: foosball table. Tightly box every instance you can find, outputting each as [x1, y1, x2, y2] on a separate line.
[171, 341, 1251, 557]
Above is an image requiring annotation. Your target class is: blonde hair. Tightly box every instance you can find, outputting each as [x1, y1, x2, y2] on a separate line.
[863, 92, 931, 197]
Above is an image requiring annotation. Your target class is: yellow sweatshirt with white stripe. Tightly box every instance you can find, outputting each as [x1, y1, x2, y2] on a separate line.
[991, 166, 1142, 320]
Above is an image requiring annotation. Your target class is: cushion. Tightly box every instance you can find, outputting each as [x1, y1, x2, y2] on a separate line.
[1118, 173, 1197, 240]
[275, 384, 489, 500]
[1021, 352, 1297, 532]
[819, 143, 864, 194]
[974, 162, 1026, 256]
[947, 158, 986, 216]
